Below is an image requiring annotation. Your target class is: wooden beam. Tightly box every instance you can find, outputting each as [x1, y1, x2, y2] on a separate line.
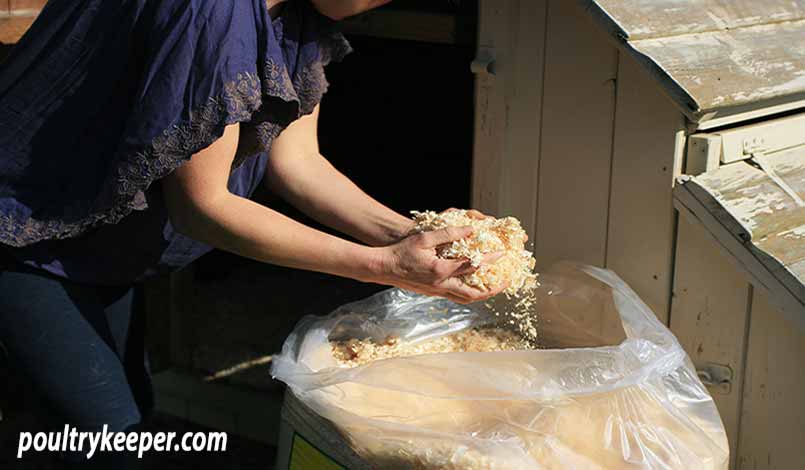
[471, 0, 547, 241]
[674, 180, 805, 330]
[606, 53, 686, 324]
[535, 0, 618, 269]
[341, 10, 471, 45]
[670, 215, 752, 468]
[738, 288, 805, 469]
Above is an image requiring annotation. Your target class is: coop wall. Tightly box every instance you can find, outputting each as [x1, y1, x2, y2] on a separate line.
[472, 1, 805, 469]
[473, 0, 683, 323]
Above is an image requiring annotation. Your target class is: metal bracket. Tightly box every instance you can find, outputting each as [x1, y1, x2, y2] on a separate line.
[742, 136, 767, 156]
[696, 363, 733, 395]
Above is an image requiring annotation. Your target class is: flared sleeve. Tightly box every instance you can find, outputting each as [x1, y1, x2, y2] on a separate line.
[0, 0, 351, 247]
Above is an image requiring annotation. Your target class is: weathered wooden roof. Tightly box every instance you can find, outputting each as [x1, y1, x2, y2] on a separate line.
[674, 145, 805, 328]
[579, 0, 805, 125]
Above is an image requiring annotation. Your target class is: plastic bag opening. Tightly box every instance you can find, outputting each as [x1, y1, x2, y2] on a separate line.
[271, 262, 729, 470]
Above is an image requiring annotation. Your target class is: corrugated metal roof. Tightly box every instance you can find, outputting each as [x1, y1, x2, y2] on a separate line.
[579, 0, 805, 123]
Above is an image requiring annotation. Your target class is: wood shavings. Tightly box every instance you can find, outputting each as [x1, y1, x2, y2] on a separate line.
[409, 210, 538, 296]
[410, 210, 541, 345]
[331, 327, 531, 368]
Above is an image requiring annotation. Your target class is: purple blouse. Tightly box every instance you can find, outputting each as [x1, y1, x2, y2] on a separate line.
[0, 0, 351, 285]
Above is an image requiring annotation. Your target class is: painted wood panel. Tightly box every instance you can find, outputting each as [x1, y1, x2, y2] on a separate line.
[534, 0, 618, 269]
[584, 0, 805, 40]
[737, 289, 805, 469]
[497, 0, 545, 242]
[677, 146, 805, 326]
[631, 21, 805, 115]
[472, 0, 510, 224]
[472, 0, 546, 241]
[606, 54, 685, 324]
[341, 10, 462, 45]
[578, 0, 805, 126]
[671, 215, 751, 468]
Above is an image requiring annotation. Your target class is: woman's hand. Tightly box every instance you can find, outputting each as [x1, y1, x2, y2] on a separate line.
[369, 226, 508, 304]
[310, 0, 392, 20]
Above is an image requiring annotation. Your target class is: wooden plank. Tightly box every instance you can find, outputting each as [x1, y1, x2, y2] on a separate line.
[497, 0, 546, 241]
[674, 181, 805, 330]
[577, 0, 805, 125]
[341, 10, 464, 45]
[670, 215, 751, 468]
[584, 0, 805, 40]
[472, 0, 508, 221]
[692, 147, 805, 298]
[686, 134, 722, 175]
[693, 96, 805, 132]
[630, 20, 805, 117]
[738, 289, 805, 469]
[606, 53, 685, 324]
[533, 0, 618, 268]
[714, 112, 805, 164]
[472, 0, 546, 241]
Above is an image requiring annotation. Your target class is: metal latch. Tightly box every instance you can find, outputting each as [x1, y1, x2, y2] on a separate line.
[696, 363, 733, 395]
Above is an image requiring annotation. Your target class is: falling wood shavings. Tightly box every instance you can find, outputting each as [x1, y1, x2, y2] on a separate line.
[203, 355, 273, 382]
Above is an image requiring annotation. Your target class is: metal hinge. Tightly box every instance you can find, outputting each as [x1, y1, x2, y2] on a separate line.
[696, 363, 733, 395]
[742, 136, 767, 156]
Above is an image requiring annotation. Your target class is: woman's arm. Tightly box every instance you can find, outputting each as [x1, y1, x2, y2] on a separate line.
[264, 105, 413, 246]
[162, 123, 505, 304]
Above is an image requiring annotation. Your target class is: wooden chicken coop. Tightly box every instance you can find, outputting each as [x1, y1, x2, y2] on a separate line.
[472, 1, 805, 468]
[3, 1, 804, 468]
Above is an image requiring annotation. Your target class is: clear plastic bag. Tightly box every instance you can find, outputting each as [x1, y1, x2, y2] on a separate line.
[271, 263, 729, 469]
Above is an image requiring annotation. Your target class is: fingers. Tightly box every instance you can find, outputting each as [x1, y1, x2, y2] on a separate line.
[450, 260, 478, 277]
[440, 278, 496, 304]
[485, 281, 511, 297]
[481, 251, 504, 265]
[445, 252, 503, 278]
[466, 209, 492, 220]
[418, 226, 473, 248]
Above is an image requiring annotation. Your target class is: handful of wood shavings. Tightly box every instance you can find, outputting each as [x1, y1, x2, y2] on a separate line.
[409, 210, 538, 297]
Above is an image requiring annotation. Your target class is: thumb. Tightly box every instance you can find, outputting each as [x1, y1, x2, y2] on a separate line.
[420, 226, 473, 248]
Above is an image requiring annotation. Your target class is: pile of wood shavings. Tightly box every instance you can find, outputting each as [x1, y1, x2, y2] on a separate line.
[332, 327, 530, 367]
[409, 210, 538, 296]
[409, 210, 540, 345]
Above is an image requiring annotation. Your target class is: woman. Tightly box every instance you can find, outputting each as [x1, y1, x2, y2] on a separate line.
[0, 0, 504, 467]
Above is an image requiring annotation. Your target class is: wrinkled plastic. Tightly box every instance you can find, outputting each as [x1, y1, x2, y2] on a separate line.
[271, 263, 729, 469]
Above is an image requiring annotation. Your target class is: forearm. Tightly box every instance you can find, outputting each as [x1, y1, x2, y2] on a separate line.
[265, 152, 413, 246]
[171, 191, 380, 282]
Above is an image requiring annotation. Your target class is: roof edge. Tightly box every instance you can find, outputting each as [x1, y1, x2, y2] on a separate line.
[575, 0, 703, 120]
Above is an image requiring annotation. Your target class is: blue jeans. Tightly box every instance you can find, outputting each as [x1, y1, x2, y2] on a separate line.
[0, 255, 153, 468]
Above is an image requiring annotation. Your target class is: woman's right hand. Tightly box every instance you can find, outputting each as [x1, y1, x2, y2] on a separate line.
[368, 226, 507, 304]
